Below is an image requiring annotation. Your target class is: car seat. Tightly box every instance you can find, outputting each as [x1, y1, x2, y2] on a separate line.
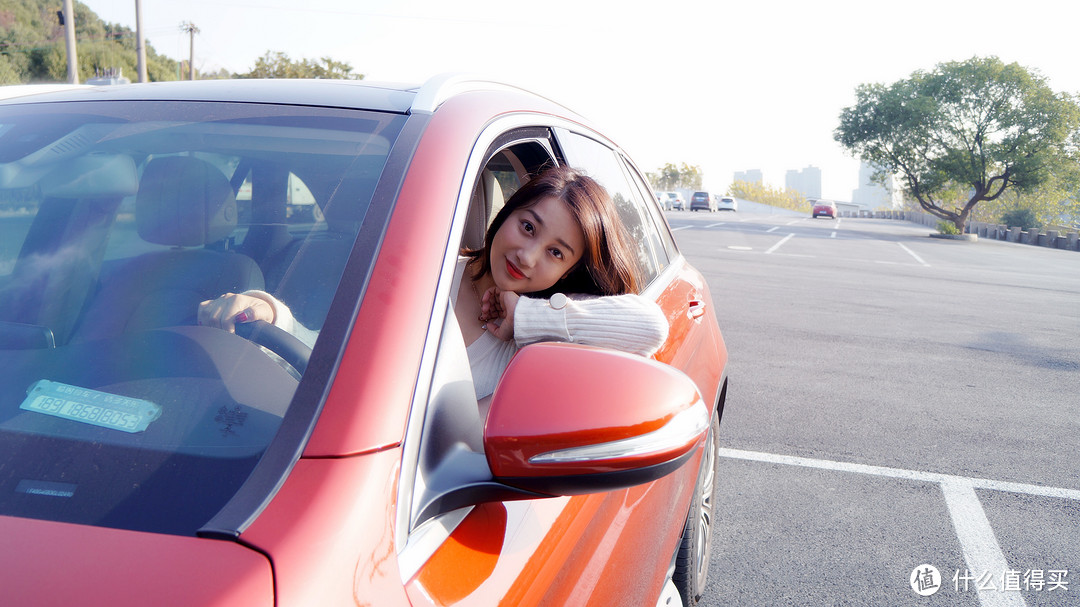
[71, 156, 264, 342]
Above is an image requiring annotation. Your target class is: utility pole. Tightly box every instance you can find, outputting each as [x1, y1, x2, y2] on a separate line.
[134, 0, 147, 82]
[180, 21, 199, 80]
[62, 0, 78, 83]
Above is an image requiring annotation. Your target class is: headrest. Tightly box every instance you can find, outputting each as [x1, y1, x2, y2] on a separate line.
[136, 156, 238, 247]
[463, 169, 504, 251]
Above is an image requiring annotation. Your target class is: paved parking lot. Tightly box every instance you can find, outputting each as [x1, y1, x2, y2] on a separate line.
[667, 211, 1079, 606]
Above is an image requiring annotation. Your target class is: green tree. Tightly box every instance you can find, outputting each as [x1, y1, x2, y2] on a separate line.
[648, 162, 703, 191]
[239, 51, 363, 80]
[835, 56, 1080, 232]
[728, 180, 807, 212]
[0, 0, 180, 83]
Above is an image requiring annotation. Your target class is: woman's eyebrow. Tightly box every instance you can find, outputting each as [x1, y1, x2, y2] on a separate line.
[525, 209, 576, 257]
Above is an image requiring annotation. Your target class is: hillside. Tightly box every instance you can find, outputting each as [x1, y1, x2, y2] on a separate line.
[0, 0, 181, 84]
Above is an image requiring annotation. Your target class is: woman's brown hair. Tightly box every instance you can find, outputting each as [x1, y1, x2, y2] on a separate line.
[463, 165, 643, 297]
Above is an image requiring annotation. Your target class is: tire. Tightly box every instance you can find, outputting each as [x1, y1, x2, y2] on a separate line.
[673, 409, 720, 605]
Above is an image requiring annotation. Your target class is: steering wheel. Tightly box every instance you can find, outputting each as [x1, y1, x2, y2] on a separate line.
[234, 320, 311, 375]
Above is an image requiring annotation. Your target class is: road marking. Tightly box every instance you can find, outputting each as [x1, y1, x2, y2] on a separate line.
[671, 225, 691, 231]
[717, 448, 1080, 501]
[727, 245, 753, 251]
[942, 481, 1027, 607]
[785, 219, 803, 225]
[765, 226, 779, 233]
[719, 447, 1080, 607]
[898, 242, 930, 266]
[830, 231, 837, 239]
[706, 222, 726, 228]
[764, 233, 795, 254]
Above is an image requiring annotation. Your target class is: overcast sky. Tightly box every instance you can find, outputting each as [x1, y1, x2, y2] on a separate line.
[82, 0, 1080, 200]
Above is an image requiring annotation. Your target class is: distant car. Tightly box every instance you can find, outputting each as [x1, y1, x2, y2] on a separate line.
[655, 191, 673, 210]
[716, 196, 737, 212]
[665, 191, 685, 210]
[690, 191, 716, 212]
[812, 199, 838, 219]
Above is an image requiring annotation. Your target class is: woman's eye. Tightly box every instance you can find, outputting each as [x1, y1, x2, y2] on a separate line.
[550, 248, 564, 260]
[521, 220, 534, 233]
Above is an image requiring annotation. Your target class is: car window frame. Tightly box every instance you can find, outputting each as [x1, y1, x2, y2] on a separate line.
[395, 116, 560, 580]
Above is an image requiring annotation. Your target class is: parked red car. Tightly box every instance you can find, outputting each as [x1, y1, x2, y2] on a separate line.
[812, 199, 838, 218]
[0, 77, 728, 606]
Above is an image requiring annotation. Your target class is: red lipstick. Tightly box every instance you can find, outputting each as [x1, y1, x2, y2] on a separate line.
[506, 259, 526, 280]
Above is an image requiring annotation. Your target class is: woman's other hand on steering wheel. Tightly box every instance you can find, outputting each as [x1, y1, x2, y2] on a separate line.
[198, 292, 276, 333]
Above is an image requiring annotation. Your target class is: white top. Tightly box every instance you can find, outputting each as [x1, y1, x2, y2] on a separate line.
[466, 291, 669, 398]
[250, 259, 669, 400]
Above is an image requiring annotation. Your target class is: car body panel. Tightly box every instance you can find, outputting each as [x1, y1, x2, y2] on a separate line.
[2, 514, 274, 606]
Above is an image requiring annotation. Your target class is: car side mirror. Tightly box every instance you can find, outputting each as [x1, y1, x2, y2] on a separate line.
[484, 342, 709, 495]
[410, 342, 709, 525]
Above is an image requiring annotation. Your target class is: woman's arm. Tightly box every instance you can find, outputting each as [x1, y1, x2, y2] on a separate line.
[512, 292, 669, 357]
[198, 290, 319, 349]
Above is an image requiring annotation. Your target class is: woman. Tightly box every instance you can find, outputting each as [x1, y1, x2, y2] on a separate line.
[199, 166, 668, 400]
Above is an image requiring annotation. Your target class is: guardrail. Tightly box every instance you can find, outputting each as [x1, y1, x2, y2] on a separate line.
[836, 209, 1080, 252]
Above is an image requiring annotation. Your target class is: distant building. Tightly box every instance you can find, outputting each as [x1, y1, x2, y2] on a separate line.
[851, 162, 903, 209]
[733, 169, 763, 185]
[785, 165, 821, 199]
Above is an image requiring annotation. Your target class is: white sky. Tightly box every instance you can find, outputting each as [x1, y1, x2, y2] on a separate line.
[82, 0, 1080, 201]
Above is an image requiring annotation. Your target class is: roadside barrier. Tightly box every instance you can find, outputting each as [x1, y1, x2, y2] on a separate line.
[836, 209, 1079, 252]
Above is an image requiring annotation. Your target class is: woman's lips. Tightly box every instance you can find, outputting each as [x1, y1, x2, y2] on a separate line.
[506, 259, 526, 280]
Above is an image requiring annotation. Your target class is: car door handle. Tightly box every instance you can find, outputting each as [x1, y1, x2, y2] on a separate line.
[687, 299, 706, 320]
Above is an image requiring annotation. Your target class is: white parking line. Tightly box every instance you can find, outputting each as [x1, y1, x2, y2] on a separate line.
[718, 448, 1080, 501]
[671, 225, 691, 231]
[942, 482, 1027, 607]
[766, 226, 779, 233]
[785, 219, 803, 225]
[898, 242, 930, 267]
[830, 231, 837, 239]
[764, 233, 794, 254]
[719, 448, 1080, 607]
[706, 222, 726, 228]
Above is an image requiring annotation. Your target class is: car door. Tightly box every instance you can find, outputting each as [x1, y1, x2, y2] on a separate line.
[394, 117, 717, 606]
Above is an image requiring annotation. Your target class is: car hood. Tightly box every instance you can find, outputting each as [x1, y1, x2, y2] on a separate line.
[1, 515, 274, 606]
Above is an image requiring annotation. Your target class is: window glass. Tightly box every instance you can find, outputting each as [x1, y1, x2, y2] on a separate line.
[622, 155, 680, 262]
[0, 99, 404, 536]
[553, 129, 663, 285]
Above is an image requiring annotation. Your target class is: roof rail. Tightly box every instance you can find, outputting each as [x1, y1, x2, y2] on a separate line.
[409, 73, 529, 115]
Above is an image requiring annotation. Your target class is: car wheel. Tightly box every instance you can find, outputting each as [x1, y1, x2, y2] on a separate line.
[673, 409, 720, 605]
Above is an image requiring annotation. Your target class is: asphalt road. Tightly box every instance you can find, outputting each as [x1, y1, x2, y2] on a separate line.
[665, 210, 1080, 607]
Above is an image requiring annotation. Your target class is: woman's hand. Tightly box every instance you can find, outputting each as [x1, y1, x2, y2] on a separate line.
[479, 287, 519, 341]
[198, 292, 275, 333]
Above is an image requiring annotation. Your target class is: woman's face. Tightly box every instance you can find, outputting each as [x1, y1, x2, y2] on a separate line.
[488, 196, 586, 293]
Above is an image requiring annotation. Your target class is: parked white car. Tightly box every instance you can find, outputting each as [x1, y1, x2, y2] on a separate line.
[716, 196, 738, 212]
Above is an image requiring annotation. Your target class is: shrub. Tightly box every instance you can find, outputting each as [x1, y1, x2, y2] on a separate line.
[936, 221, 961, 235]
[999, 208, 1040, 230]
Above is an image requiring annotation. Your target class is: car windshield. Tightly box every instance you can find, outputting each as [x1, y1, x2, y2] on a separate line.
[0, 99, 404, 535]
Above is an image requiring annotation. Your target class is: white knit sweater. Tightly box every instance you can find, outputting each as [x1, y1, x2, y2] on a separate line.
[249, 261, 669, 400]
[467, 292, 669, 399]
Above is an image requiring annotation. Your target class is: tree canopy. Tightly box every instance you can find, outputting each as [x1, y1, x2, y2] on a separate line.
[835, 56, 1080, 230]
[0, 0, 181, 83]
[727, 180, 807, 212]
[648, 162, 703, 191]
[237, 51, 363, 80]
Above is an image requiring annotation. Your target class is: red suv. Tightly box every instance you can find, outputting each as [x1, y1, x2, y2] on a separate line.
[0, 77, 728, 607]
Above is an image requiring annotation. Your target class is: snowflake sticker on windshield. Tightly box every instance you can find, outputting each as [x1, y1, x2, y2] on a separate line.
[20, 380, 161, 433]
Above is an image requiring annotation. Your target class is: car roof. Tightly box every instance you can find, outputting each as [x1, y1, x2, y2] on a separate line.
[0, 74, 575, 118]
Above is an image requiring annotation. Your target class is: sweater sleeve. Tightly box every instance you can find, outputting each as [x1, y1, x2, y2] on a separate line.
[241, 289, 319, 349]
[513, 292, 669, 357]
